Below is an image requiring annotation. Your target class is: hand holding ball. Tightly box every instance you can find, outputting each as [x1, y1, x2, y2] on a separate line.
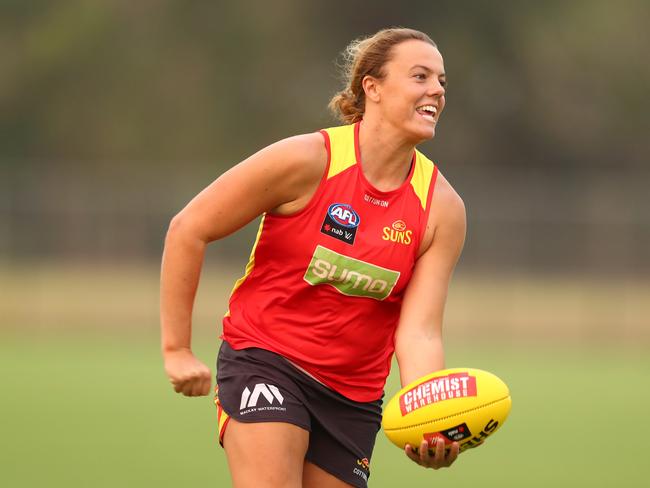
[382, 368, 511, 456]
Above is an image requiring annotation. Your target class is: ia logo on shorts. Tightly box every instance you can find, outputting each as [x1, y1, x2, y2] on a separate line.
[240, 383, 284, 410]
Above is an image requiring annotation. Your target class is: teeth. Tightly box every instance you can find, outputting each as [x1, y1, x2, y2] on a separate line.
[417, 105, 437, 115]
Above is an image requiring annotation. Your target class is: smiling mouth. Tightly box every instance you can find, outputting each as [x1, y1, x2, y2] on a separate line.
[416, 104, 437, 122]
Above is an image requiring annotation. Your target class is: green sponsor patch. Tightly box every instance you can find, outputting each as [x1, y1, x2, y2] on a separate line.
[303, 245, 400, 300]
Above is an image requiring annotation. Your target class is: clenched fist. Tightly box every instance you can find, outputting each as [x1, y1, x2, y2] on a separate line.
[164, 348, 212, 397]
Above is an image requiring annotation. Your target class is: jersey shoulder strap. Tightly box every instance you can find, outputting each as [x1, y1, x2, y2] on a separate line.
[320, 124, 356, 179]
[411, 149, 439, 213]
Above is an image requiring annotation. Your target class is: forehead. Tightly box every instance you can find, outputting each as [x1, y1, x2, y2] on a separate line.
[386, 40, 444, 73]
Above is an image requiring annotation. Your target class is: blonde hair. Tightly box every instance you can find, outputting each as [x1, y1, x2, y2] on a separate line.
[328, 28, 437, 124]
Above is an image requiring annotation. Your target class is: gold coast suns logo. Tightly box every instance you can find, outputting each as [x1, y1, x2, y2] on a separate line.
[382, 220, 413, 245]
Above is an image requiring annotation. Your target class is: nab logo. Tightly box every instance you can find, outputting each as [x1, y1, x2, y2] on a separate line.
[240, 383, 284, 410]
[321, 203, 361, 245]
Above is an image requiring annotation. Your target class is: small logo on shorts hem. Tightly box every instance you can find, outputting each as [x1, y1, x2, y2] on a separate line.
[239, 383, 286, 415]
[353, 458, 370, 482]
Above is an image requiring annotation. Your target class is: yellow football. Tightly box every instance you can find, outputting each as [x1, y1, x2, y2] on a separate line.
[382, 368, 511, 454]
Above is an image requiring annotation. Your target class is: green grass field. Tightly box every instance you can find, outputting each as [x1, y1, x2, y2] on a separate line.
[2, 331, 649, 487]
[2, 263, 649, 486]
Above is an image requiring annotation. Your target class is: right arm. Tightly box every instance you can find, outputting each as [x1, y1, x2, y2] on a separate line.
[161, 132, 327, 396]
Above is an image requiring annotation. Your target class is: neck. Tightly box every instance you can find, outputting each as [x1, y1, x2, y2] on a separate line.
[357, 118, 416, 192]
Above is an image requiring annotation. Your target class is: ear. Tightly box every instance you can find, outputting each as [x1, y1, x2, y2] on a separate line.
[361, 75, 381, 103]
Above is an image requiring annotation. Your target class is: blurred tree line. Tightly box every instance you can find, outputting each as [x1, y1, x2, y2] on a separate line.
[1, 0, 648, 273]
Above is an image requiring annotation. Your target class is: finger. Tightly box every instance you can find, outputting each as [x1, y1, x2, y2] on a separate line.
[446, 442, 460, 466]
[192, 371, 210, 396]
[181, 377, 197, 396]
[435, 437, 446, 464]
[186, 373, 200, 396]
[188, 378, 202, 397]
[420, 440, 430, 464]
[171, 377, 185, 393]
[404, 444, 422, 464]
[192, 374, 210, 397]
[200, 375, 212, 396]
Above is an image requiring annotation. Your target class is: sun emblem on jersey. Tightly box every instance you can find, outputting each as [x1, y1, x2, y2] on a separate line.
[392, 220, 407, 231]
[382, 219, 413, 245]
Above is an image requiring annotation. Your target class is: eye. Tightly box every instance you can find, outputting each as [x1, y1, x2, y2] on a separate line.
[413, 73, 427, 81]
[439, 79, 447, 88]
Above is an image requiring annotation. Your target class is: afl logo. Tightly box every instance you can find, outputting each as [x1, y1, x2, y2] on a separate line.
[321, 203, 360, 245]
[327, 203, 360, 229]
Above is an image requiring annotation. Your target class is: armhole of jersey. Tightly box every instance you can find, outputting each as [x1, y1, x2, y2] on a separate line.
[425, 165, 439, 216]
[266, 130, 331, 219]
[320, 128, 332, 167]
[418, 164, 439, 250]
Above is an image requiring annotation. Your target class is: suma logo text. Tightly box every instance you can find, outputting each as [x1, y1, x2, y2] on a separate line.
[304, 245, 400, 300]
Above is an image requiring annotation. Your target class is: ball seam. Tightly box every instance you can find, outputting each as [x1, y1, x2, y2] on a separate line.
[383, 395, 511, 432]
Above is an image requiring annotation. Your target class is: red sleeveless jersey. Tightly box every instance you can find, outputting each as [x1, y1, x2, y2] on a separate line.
[221, 122, 438, 401]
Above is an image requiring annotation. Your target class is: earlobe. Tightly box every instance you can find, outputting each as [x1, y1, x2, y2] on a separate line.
[362, 75, 381, 103]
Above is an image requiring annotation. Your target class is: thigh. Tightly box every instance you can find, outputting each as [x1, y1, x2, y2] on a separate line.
[216, 343, 314, 487]
[304, 418, 375, 488]
[301, 382, 382, 488]
[223, 419, 308, 488]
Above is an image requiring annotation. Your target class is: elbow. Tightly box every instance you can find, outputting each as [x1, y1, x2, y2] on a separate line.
[167, 212, 185, 236]
[164, 211, 203, 246]
[165, 212, 185, 242]
[165, 209, 219, 248]
[394, 327, 443, 359]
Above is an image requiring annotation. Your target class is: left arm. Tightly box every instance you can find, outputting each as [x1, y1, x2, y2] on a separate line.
[394, 173, 466, 468]
[395, 173, 466, 386]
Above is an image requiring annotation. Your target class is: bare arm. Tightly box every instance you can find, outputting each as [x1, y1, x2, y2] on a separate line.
[160, 132, 326, 396]
[394, 174, 466, 386]
[394, 174, 466, 468]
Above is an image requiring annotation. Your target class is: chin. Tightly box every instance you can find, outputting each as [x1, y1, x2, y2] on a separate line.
[409, 124, 436, 144]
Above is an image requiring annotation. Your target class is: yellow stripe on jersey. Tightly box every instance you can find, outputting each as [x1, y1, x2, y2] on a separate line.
[224, 214, 267, 317]
[411, 150, 436, 211]
[323, 124, 357, 179]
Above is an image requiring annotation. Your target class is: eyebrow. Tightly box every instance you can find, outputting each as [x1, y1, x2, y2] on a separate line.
[410, 65, 446, 78]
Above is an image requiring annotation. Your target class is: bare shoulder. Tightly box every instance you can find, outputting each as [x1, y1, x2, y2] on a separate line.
[171, 131, 327, 241]
[270, 131, 328, 186]
[431, 172, 466, 224]
[420, 171, 466, 254]
[245, 131, 328, 214]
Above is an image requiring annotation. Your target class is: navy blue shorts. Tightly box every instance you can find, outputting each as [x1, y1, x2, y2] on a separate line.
[215, 341, 383, 488]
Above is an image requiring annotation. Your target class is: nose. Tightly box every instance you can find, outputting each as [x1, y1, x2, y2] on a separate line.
[428, 79, 445, 98]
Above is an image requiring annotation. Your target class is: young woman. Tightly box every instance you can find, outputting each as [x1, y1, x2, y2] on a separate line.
[161, 28, 466, 487]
